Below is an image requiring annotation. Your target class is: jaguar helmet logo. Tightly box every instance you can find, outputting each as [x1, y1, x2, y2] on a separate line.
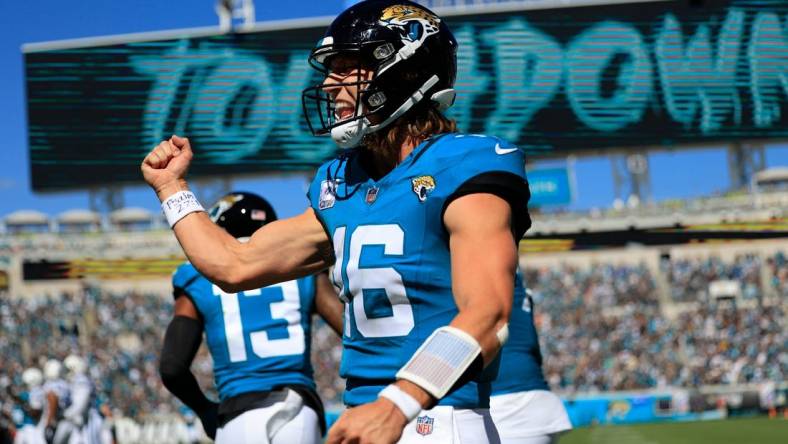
[379, 5, 441, 43]
[209, 194, 243, 222]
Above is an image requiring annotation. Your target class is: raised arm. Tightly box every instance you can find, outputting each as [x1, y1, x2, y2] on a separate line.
[141, 136, 333, 292]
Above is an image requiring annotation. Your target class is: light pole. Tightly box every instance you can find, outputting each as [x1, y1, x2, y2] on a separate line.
[216, 0, 256, 33]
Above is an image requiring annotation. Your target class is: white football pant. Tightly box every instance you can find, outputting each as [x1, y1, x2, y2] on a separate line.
[396, 406, 499, 444]
[489, 390, 572, 444]
[13, 425, 46, 444]
[215, 388, 320, 444]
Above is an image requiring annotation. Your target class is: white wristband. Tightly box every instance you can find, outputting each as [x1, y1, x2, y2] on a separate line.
[378, 384, 422, 422]
[161, 191, 205, 228]
[396, 326, 482, 399]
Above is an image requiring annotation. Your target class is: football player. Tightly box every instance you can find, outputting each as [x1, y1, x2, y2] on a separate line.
[160, 192, 343, 444]
[142, 1, 527, 442]
[42, 359, 69, 443]
[490, 288, 571, 443]
[57, 355, 101, 444]
[13, 368, 46, 444]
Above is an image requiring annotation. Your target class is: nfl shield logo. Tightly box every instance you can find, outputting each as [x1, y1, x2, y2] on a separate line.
[415, 415, 434, 436]
[365, 186, 379, 204]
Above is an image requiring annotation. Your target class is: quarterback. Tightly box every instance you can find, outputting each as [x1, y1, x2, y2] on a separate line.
[142, 1, 530, 442]
[160, 192, 343, 444]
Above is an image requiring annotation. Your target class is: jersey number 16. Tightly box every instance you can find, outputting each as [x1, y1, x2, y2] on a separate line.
[331, 224, 415, 338]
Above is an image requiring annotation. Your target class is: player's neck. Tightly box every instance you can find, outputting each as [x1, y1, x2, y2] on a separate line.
[363, 136, 423, 179]
[399, 137, 420, 162]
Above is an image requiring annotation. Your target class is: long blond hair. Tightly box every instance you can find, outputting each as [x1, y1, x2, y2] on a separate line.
[362, 105, 457, 158]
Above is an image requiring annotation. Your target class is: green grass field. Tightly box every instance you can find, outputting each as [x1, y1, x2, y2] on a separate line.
[558, 417, 787, 444]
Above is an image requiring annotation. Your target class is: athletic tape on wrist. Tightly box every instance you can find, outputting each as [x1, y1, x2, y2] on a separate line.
[378, 385, 422, 422]
[395, 326, 482, 400]
[162, 191, 205, 228]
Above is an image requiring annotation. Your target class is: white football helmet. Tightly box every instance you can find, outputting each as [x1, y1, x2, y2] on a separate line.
[22, 368, 43, 388]
[63, 355, 86, 376]
[44, 359, 63, 381]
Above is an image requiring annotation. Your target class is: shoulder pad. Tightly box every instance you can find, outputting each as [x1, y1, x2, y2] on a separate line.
[172, 262, 200, 295]
[429, 133, 525, 183]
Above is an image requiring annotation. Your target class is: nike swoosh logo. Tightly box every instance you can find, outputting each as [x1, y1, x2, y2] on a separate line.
[495, 143, 518, 155]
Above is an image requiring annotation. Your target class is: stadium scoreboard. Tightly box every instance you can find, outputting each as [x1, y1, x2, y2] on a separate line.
[24, 0, 788, 191]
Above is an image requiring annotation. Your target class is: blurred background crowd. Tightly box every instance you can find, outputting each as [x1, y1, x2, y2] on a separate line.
[1, 252, 784, 421]
[530, 254, 785, 393]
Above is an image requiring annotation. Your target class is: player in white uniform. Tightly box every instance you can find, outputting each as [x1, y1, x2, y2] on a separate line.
[14, 368, 46, 444]
[53, 355, 103, 444]
[43, 359, 70, 442]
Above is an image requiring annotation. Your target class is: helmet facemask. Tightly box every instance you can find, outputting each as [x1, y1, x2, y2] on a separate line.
[302, 2, 457, 149]
[302, 40, 390, 149]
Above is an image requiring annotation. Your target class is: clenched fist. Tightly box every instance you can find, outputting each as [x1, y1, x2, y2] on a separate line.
[326, 398, 408, 444]
[141, 135, 193, 199]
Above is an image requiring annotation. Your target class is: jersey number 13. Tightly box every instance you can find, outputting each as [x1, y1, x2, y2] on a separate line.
[213, 281, 304, 362]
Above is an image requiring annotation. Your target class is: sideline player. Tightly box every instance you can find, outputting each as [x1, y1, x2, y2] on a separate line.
[55, 355, 103, 444]
[490, 288, 571, 443]
[13, 368, 46, 444]
[159, 192, 343, 444]
[143, 1, 527, 442]
[42, 359, 69, 443]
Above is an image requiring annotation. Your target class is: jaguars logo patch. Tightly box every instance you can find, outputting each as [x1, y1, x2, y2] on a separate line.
[379, 4, 440, 44]
[412, 175, 435, 202]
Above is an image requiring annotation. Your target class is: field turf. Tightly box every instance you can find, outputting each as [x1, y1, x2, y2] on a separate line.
[558, 417, 787, 444]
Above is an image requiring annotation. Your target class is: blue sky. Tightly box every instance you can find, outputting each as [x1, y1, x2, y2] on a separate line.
[0, 0, 344, 219]
[0, 0, 786, 219]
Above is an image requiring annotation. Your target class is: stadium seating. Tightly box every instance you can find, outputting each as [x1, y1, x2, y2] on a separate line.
[1, 251, 784, 417]
[664, 254, 763, 302]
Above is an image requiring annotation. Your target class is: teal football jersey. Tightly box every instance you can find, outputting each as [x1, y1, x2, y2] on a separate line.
[172, 263, 316, 401]
[15, 389, 44, 426]
[307, 133, 531, 408]
[491, 277, 549, 395]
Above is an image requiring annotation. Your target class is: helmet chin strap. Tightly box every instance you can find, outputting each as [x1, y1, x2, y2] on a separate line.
[331, 117, 369, 149]
[330, 75, 441, 148]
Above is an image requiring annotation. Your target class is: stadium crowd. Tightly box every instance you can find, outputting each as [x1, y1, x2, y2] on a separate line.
[677, 305, 785, 387]
[0, 288, 178, 420]
[665, 254, 763, 302]
[527, 262, 678, 391]
[767, 251, 788, 297]
[530, 254, 785, 392]
[0, 253, 784, 420]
